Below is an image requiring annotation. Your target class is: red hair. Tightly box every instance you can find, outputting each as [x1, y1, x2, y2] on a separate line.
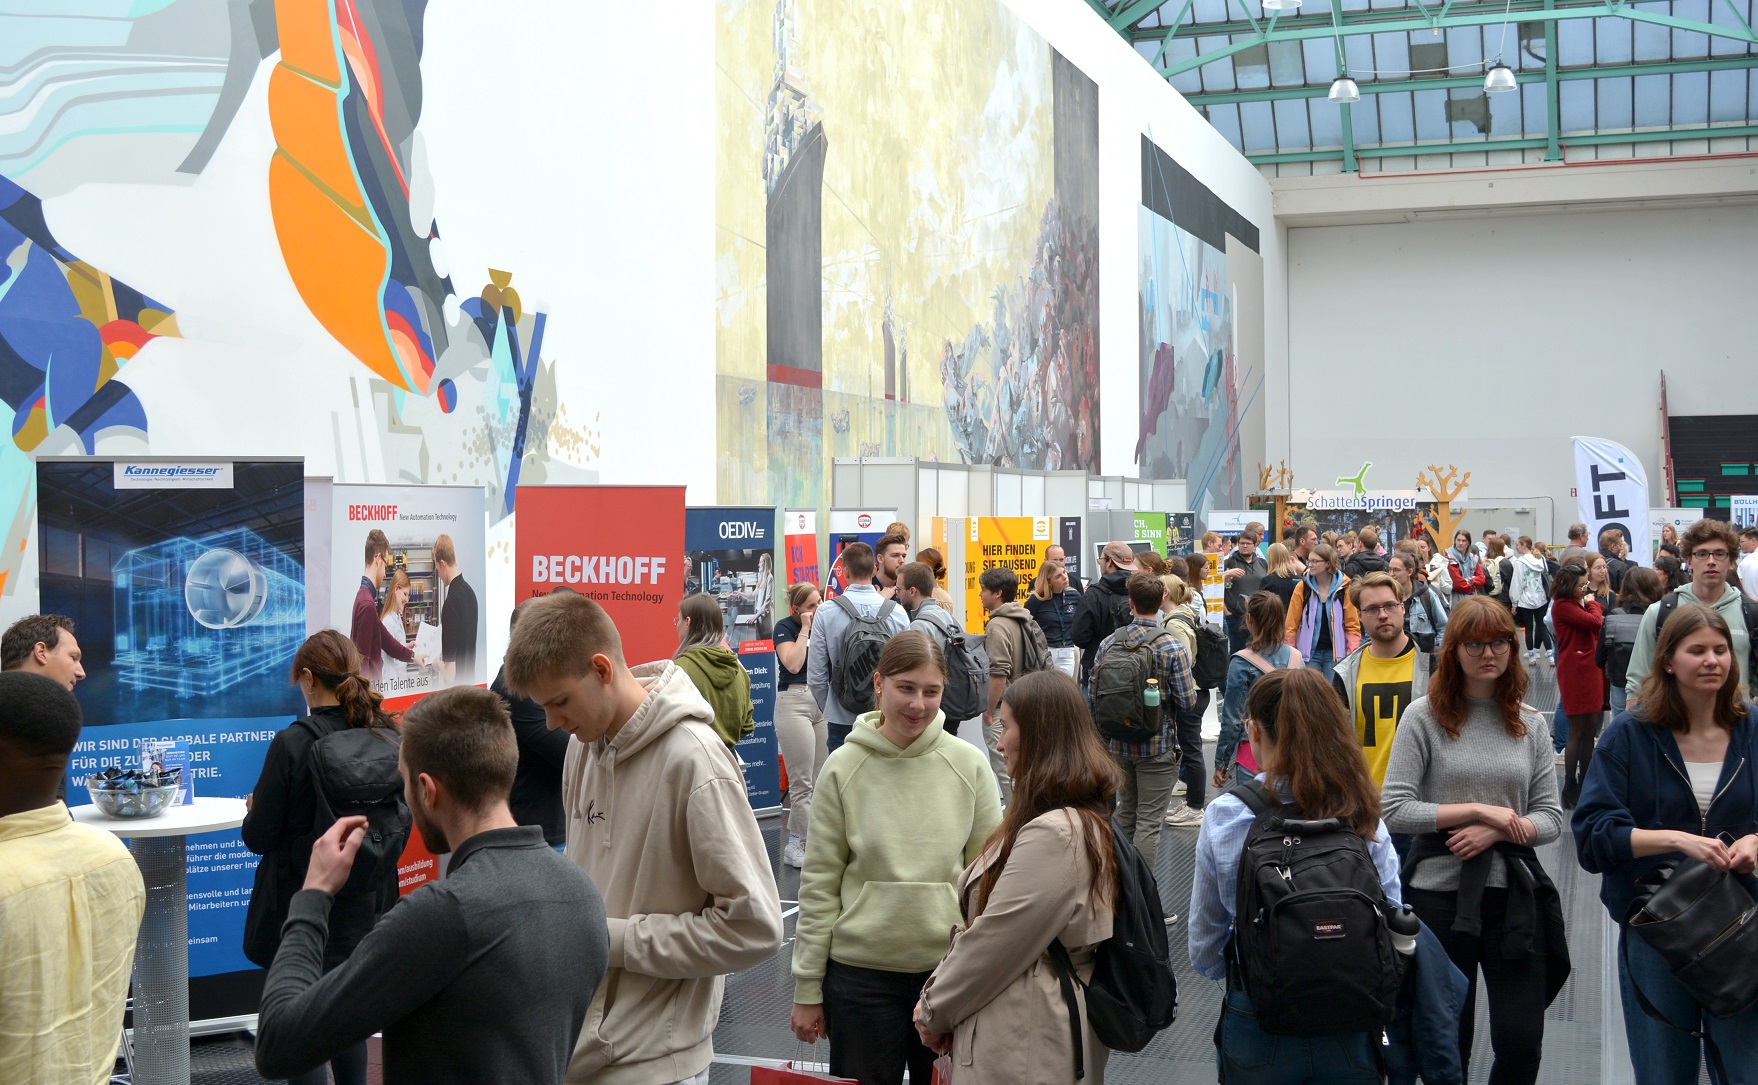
[1427, 596, 1529, 739]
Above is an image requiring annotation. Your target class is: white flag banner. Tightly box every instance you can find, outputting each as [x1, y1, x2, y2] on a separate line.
[1573, 437, 1650, 561]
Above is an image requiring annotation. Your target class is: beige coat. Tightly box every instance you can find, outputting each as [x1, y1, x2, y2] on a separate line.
[918, 808, 1115, 1085]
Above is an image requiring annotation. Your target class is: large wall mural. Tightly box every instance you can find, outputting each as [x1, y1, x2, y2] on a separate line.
[1137, 136, 1262, 520]
[717, 0, 1101, 511]
[0, 0, 569, 602]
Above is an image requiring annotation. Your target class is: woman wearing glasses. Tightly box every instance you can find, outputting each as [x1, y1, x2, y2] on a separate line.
[1381, 596, 1568, 1085]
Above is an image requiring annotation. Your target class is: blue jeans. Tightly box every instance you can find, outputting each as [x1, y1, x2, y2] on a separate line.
[1610, 686, 1627, 714]
[1216, 987, 1380, 1084]
[827, 721, 852, 753]
[1552, 703, 1568, 753]
[1226, 613, 1247, 654]
[1305, 648, 1335, 682]
[1620, 927, 1758, 1084]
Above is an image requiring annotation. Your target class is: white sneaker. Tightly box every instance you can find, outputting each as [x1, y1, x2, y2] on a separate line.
[1164, 803, 1205, 828]
[783, 836, 806, 868]
[1554, 751, 1566, 767]
[1164, 913, 1181, 929]
[1171, 779, 1188, 797]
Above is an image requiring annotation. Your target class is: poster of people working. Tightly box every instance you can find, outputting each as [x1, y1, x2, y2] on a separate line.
[41, 457, 305, 1010]
[685, 507, 781, 809]
[310, 482, 488, 702]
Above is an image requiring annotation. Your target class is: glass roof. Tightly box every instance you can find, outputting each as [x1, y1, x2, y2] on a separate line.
[1102, 0, 1758, 171]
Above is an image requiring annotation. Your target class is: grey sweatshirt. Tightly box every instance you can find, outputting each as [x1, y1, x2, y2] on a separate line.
[1380, 696, 1565, 891]
[255, 826, 609, 1085]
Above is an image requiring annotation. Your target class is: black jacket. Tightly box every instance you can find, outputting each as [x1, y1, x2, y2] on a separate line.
[1071, 570, 1133, 676]
[1600, 549, 1631, 594]
[1341, 550, 1389, 581]
[1260, 572, 1301, 608]
[256, 826, 609, 1085]
[492, 666, 569, 845]
[1024, 588, 1081, 648]
[242, 707, 397, 968]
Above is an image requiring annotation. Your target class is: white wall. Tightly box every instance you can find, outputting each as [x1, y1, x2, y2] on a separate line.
[1004, 0, 1285, 482]
[1282, 201, 1758, 541]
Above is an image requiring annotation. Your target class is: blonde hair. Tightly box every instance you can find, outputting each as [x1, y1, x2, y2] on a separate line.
[1160, 573, 1191, 606]
[786, 582, 820, 612]
[379, 567, 410, 621]
[1266, 542, 1298, 578]
[504, 592, 624, 694]
[1033, 560, 1067, 601]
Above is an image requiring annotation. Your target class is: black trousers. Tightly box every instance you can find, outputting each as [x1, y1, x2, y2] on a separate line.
[823, 959, 937, 1085]
[1405, 886, 1547, 1085]
[1514, 607, 1549, 651]
[1176, 689, 1210, 807]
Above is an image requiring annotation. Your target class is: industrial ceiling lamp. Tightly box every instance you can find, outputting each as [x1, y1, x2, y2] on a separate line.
[1263, 0, 1302, 11]
[1328, 75, 1361, 103]
[1483, 62, 1517, 93]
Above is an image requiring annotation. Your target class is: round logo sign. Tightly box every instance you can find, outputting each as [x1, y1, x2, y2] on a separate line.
[856, 514, 872, 529]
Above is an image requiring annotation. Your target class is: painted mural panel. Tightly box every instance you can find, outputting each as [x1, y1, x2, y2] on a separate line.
[716, 0, 1101, 513]
[0, 0, 590, 609]
[1136, 136, 1262, 522]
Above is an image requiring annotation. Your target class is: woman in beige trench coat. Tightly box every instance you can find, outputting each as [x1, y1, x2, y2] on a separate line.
[913, 670, 1121, 1085]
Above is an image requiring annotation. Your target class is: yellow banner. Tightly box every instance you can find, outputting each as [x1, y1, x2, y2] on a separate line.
[963, 517, 1055, 633]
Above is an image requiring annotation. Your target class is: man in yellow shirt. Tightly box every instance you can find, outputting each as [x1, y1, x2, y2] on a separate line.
[1331, 572, 1433, 788]
[0, 672, 144, 1085]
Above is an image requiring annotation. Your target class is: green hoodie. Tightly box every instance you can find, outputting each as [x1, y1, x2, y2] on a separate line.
[792, 712, 1003, 1004]
[675, 644, 754, 746]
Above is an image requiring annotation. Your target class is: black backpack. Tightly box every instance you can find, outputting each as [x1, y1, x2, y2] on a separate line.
[1228, 779, 1402, 1037]
[303, 722, 413, 897]
[1169, 609, 1229, 690]
[1654, 590, 1758, 685]
[1090, 628, 1171, 743]
[916, 606, 989, 723]
[1045, 814, 1178, 1078]
[830, 595, 900, 714]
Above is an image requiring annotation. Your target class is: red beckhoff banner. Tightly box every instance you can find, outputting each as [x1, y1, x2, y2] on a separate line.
[516, 486, 686, 667]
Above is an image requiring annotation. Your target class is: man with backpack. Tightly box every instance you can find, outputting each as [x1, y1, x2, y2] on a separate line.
[1625, 518, 1758, 701]
[899, 562, 986, 733]
[807, 542, 910, 752]
[1072, 542, 1138, 688]
[980, 567, 1052, 802]
[1331, 573, 1432, 790]
[1222, 530, 1266, 653]
[254, 686, 611, 1085]
[1090, 573, 1194, 874]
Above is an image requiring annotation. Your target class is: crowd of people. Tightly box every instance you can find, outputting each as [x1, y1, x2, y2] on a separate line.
[2, 514, 1757, 1085]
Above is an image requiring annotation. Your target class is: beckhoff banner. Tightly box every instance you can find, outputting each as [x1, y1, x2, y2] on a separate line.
[516, 486, 686, 667]
[825, 508, 895, 598]
[42, 457, 305, 1014]
[1574, 437, 1650, 563]
[684, 507, 781, 808]
[784, 508, 820, 589]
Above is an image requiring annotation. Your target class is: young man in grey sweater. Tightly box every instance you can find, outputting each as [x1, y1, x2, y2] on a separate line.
[254, 687, 609, 1085]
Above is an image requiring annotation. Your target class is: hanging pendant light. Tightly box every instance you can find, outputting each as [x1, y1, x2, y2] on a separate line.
[1328, 76, 1360, 104]
[1484, 62, 1517, 93]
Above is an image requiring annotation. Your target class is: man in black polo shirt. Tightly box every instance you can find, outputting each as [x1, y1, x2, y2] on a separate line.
[435, 533, 479, 685]
[254, 687, 608, 1085]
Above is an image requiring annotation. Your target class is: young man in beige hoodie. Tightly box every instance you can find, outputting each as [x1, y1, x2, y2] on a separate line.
[506, 592, 783, 1085]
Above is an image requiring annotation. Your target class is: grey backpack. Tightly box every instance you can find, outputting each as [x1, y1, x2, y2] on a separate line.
[830, 595, 900, 713]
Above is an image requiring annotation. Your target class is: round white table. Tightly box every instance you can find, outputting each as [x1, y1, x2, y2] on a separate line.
[74, 797, 247, 1085]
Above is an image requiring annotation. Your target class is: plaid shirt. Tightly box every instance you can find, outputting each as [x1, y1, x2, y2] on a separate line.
[1092, 617, 1195, 758]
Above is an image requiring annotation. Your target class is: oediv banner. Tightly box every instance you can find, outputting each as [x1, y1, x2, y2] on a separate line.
[685, 507, 781, 809]
[1574, 437, 1650, 562]
[42, 457, 305, 1019]
[517, 485, 686, 666]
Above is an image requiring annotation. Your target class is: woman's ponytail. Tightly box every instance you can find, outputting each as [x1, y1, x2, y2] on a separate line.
[290, 630, 396, 730]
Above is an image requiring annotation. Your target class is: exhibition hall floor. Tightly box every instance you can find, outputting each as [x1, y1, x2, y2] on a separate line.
[179, 668, 1648, 1085]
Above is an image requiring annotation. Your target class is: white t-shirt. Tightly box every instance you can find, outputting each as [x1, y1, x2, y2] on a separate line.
[381, 610, 407, 676]
[1685, 760, 1721, 813]
[1739, 548, 1758, 601]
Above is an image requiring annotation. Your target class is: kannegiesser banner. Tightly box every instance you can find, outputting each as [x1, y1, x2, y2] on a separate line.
[516, 486, 685, 666]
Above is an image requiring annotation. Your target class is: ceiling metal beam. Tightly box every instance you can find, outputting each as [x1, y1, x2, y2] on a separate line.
[1152, 0, 1200, 65]
[1110, 0, 1172, 29]
[1156, 3, 1758, 77]
[1129, 0, 1603, 42]
[1244, 123, 1758, 163]
[1544, 0, 1561, 161]
[1176, 55, 1758, 104]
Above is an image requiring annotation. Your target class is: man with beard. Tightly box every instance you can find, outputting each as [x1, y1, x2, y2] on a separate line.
[255, 687, 608, 1085]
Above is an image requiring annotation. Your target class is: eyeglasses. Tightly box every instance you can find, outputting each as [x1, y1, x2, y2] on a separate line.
[1360, 602, 1404, 617]
[1461, 639, 1514, 656]
[1692, 550, 1731, 562]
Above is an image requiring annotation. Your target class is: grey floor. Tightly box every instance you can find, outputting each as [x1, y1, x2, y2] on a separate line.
[185, 665, 1640, 1085]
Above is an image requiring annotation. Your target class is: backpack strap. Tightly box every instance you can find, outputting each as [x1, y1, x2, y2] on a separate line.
[1044, 940, 1088, 1081]
[1234, 648, 1275, 674]
[1227, 778, 1283, 826]
[875, 599, 899, 624]
[832, 593, 862, 622]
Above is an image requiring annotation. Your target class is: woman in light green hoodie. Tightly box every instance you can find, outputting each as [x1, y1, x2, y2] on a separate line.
[673, 593, 754, 748]
[789, 631, 1003, 1085]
